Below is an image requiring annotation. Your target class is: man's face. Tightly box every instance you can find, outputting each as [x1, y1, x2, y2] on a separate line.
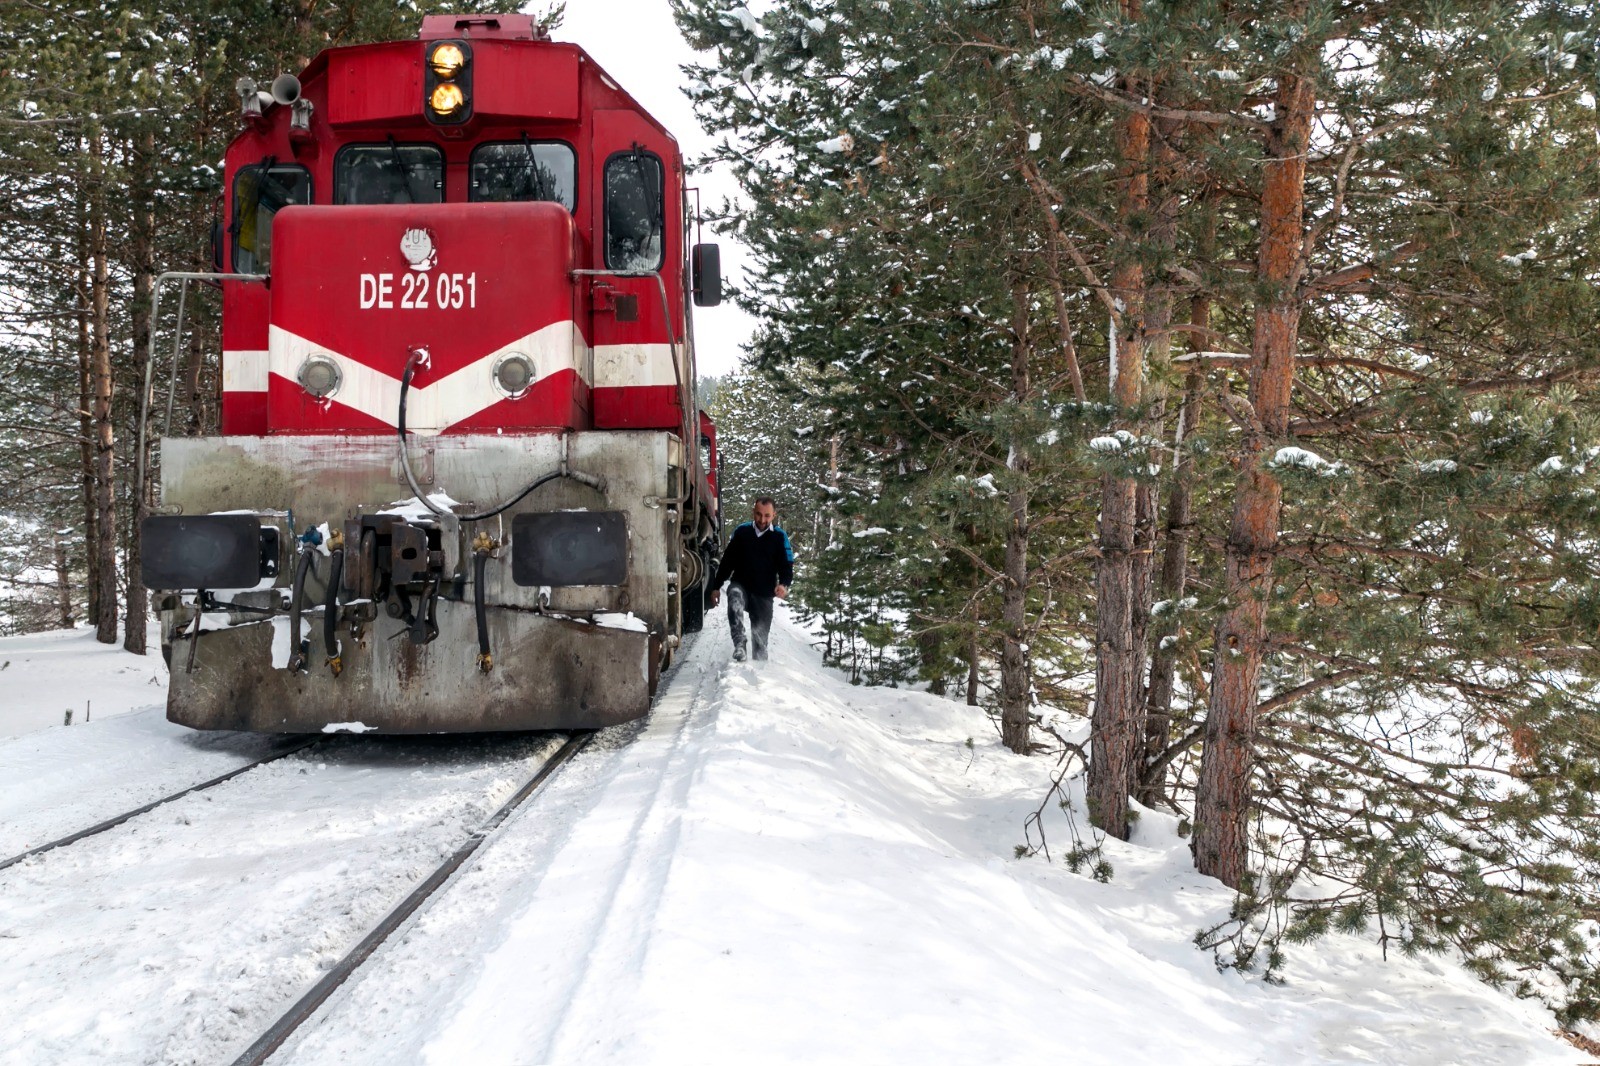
[752, 502, 776, 531]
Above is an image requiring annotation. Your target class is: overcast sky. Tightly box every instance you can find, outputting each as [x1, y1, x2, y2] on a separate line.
[555, 1, 756, 379]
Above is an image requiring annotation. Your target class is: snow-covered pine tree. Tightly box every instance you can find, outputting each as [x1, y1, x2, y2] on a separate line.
[675, 0, 1157, 752]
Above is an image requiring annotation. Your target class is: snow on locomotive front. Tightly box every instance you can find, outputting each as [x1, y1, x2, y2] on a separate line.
[141, 15, 723, 732]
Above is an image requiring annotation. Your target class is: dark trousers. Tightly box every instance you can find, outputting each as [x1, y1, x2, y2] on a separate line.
[726, 582, 774, 660]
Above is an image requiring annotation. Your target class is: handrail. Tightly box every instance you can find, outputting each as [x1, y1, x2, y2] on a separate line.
[136, 271, 268, 519]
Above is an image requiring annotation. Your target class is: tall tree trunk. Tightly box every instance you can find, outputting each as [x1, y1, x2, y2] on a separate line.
[1121, 137, 1180, 800]
[966, 632, 980, 707]
[1088, 31, 1150, 836]
[998, 283, 1033, 753]
[77, 196, 99, 626]
[1136, 166, 1210, 809]
[1139, 356, 1204, 807]
[125, 129, 155, 655]
[1193, 71, 1316, 889]
[89, 128, 118, 646]
[54, 531, 74, 628]
[1042, 239, 1087, 403]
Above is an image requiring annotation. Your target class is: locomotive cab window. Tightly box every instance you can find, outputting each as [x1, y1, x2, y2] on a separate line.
[604, 150, 664, 272]
[335, 144, 444, 205]
[232, 164, 311, 274]
[470, 141, 576, 209]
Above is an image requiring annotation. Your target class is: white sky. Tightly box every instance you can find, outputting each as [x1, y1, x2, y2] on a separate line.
[555, 1, 756, 378]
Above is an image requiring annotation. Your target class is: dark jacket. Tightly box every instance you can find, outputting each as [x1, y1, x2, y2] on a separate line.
[712, 523, 794, 597]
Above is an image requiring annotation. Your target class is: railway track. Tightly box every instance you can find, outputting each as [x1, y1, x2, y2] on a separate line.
[0, 641, 693, 1064]
[0, 728, 588, 1064]
[0, 736, 318, 874]
[229, 730, 593, 1066]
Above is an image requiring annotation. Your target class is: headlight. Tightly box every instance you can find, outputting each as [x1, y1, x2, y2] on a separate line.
[429, 82, 466, 118]
[297, 355, 342, 399]
[493, 353, 535, 398]
[429, 43, 467, 79]
[423, 39, 472, 125]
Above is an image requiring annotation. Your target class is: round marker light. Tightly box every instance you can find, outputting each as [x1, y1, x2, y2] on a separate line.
[429, 82, 466, 118]
[429, 43, 467, 79]
[297, 355, 342, 399]
[494, 353, 535, 398]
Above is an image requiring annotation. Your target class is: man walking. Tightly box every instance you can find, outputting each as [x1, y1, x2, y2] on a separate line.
[709, 496, 794, 661]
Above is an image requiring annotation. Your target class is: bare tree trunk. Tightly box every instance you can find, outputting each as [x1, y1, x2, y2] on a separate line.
[1088, 32, 1150, 837]
[54, 531, 74, 629]
[966, 632, 980, 707]
[998, 283, 1033, 754]
[1139, 356, 1204, 808]
[76, 197, 99, 626]
[919, 628, 947, 696]
[125, 129, 155, 655]
[1193, 71, 1316, 889]
[89, 128, 119, 646]
[1128, 475, 1158, 716]
[1042, 242, 1087, 403]
[1140, 174, 1218, 807]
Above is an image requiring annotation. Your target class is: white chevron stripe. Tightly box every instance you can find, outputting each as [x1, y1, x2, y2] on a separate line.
[266, 321, 588, 435]
[594, 342, 679, 389]
[223, 350, 268, 392]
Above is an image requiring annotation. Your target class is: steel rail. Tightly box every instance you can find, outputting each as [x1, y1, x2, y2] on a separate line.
[229, 730, 595, 1066]
[0, 736, 318, 874]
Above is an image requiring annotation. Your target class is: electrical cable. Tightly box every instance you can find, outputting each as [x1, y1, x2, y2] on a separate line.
[396, 349, 604, 522]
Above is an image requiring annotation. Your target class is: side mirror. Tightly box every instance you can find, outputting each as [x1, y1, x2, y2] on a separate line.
[692, 243, 722, 307]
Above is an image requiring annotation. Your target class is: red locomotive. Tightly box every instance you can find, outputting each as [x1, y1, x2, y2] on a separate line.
[141, 15, 723, 732]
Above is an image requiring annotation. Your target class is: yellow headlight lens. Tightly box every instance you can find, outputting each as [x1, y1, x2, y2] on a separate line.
[430, 82, 466, 117]
[430, 43, 467, 79]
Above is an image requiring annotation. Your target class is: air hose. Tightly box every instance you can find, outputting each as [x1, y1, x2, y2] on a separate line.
[472, 534, 495, 673]
[397, 349, 605, 522]
[324, 534, 344, 677]
[287, 540, 317, 672]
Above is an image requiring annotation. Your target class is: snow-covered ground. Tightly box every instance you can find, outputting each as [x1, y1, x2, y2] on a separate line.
[0, 624, 166, 739]
[0, 612, 1584, 1064]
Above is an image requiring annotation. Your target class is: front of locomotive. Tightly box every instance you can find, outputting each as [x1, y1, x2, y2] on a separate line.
[143, 16, 717, 733]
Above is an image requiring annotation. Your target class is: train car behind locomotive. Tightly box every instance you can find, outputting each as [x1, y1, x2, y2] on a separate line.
[140, 15, 723, 733]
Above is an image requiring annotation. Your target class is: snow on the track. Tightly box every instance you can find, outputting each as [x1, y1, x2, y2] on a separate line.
[0, 732, 563, 1065]
[271, 605, 1577, 1066]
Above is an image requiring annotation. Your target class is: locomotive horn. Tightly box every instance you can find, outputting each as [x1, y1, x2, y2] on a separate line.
[271, 74, 302, 106]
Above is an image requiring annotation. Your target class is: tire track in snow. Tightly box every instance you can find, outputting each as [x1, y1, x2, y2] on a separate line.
[536, 638, 726, 1063]
[266, 623, 732, 1065]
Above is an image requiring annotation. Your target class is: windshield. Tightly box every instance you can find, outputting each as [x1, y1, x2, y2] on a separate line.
[232, 164, 312, 274]
[335, 144, 444, 205]
[604, 150, 664, 272]
[470, 141, 576, 209]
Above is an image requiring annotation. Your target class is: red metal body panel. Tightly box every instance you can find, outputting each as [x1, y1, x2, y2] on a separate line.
[327, 43, 423, 127]
[476, 46, 579, 122]
[266, 202, 585, 434]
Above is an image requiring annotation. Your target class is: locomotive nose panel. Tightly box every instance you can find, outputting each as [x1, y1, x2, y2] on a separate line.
[265, 202, 587, 436]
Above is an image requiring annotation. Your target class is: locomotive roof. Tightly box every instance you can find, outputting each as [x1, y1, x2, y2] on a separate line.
[282, 17, 677, 149]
